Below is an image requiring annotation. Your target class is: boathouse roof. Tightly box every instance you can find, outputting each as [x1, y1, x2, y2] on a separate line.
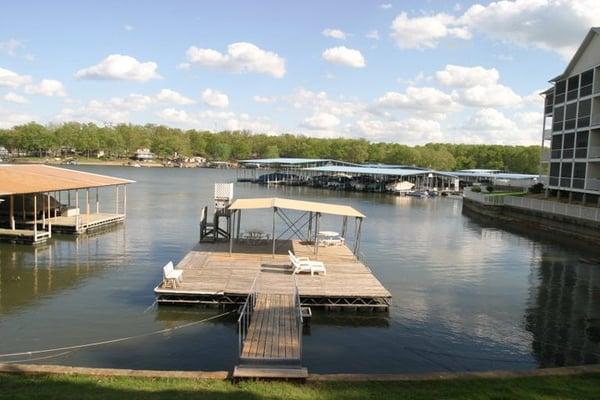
[0, 164, 134, 196]
[229, 197, 365, 218]
[304, 165, 457, 178]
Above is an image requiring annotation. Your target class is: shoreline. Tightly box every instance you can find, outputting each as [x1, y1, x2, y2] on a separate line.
[1, 362, 599, 382]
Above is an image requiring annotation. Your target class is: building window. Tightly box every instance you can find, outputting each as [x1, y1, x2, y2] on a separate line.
[567, 75, 580, 101]
[551, 135, 562, 159]
[564, 102, 577, 130]
[553, 105, 564, 132]
[550, 162, 560, 186]
[573, 162, 586, 189]
[580, 69, 593, 97]
[563, 132, 575, 158]
[544, 93, 554, 114]
[555, 80, 566, 104]
[578, 99, 591, 128]
[560, 162, 572, 187]
[575, 130, 589, 158]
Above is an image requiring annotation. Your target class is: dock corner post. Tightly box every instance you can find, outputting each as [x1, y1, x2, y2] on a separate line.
[115, 185, 119, 215]
[96, 187, 99, 214]
[9, 195, 15, 230]
[123, 185, 127, 216]
[47, 193, 52, 237]
[33, 194, 38, 240]
[86, 188, 90, 217]
[315, 212, 320, 257]
[236, 209, 241, 239]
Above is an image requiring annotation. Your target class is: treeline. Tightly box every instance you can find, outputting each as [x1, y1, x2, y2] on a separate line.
[0, 122, 541, 173]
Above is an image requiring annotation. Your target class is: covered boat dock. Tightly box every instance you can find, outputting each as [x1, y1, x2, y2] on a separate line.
[0, 165, 134, 243]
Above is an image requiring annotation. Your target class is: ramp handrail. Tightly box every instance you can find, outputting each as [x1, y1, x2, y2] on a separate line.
[237, 274, 259, 357]
[293, 275, 303, 361]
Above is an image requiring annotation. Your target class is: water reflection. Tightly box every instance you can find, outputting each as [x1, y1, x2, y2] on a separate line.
[525, 254, 600, 367]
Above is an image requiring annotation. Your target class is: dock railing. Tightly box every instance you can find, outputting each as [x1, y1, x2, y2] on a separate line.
[293, 275, 303, 362]
[238, 274, 259, 358]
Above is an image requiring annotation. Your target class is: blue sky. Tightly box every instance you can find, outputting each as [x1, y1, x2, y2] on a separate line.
[1, 0, 598, 144]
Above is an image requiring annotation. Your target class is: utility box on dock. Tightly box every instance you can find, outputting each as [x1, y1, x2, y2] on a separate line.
[214, 183, 234, 211]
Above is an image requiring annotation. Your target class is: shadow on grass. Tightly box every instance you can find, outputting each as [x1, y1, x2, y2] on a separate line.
[1, 371, 600, 400]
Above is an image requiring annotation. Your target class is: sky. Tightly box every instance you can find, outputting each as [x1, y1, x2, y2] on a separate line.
[0, 0, 599, 145]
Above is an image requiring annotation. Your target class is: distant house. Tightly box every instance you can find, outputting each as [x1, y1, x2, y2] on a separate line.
[0, 146, 9, 161]
[133, 148, 155, 161]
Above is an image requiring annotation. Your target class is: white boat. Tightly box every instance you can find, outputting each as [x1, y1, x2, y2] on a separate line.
[387, 181, 415, 195]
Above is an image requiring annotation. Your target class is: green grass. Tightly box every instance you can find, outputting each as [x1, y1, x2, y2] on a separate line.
[1, 372, 600, 400]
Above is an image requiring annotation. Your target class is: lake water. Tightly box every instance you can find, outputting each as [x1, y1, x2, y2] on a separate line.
[1, 166, 599, 373]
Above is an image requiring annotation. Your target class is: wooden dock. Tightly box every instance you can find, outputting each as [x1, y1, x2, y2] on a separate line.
[154, 240, 392, 309]
[30, 213, 125, 234]
[0, 227, 50, 244]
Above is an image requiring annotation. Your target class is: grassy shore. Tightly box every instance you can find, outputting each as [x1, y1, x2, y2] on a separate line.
[1, 372, 600, 400]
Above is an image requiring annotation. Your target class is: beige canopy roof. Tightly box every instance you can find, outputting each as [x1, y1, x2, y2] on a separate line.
[229, 197, 365, 218]
[0, 164, 134, 196]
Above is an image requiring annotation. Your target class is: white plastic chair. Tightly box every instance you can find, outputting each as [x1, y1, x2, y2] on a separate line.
[163, 261, 183, 288]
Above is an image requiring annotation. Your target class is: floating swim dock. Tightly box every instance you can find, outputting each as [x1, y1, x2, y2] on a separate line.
[155, 191, 391, 379]
[154, 240, 391, 309]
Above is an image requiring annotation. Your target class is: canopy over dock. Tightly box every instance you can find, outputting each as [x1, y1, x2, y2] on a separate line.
[228, 197, 365, 256]
[0, 165, 134, 243]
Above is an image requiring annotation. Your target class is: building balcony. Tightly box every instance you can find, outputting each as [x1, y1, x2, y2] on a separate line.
[543, 129, 552, 140]
[586, 178, 600, 191]
[589, 146, 600, 159]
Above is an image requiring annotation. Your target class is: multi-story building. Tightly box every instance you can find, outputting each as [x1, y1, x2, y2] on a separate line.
[541, 27, 600, 205]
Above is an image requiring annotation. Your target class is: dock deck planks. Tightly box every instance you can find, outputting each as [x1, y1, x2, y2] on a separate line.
[240, 293, 300, 363]
[155, 240, 392, 308]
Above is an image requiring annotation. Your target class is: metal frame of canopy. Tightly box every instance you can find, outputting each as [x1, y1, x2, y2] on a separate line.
[227, 197, 365, 257]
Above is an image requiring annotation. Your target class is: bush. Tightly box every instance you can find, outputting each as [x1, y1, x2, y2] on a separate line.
[529, 182, 544, 194]
[486, 185, 494, 193]
[471, 186, 481, 193]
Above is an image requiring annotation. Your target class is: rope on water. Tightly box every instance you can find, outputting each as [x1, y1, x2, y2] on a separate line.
[0, 310, 234, 359]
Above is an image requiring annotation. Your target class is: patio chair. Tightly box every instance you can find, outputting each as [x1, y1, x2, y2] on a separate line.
[163, 261, 183, 288]
[288, 250, 326, 276]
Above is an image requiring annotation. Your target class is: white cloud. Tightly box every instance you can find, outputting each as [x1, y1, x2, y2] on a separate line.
[75, 54, 161, 81]
[302, 112, 340, 130]
[0, 38, 22, 56]
[354, 117, 444, 143]
[24, 79, 66, 97]
[3, 92, 28, 104]
[186, 42, 286, 78]
[201, 88, 229, 108]
[460, 108, 540, 145]
[454, 84, 521, 107]
[156, 88, 195, 105]
[366, 30, 380, 40]
[375, 86, 459, 113]
[124, 25, 134, 31]
[0, 67, 32, 87]
[435, 64, 499, 87]
[253, 95, 276, 104]
[176, 62, 191, 70]
[322, 28, 347, 40]
[460, 0, 600, 59]
[0, 111, 35, 128]
[322, 46, 366, 68]
[158, 108, 198, 124]
[56, 94, 152, 123]
[390, 12, 470, 49]
[380, 3, 392, 9]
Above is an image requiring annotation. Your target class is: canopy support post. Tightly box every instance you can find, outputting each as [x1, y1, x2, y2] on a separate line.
[75, 190, 80, 232]
[353, 217, 363, 256]
[123, 185, 127, 216]
[341, 216, 348, 239]
[307, 212, 313, 242]
[236, 210, 242, 239]
[33, 194, 37, 240]
[47, 193, 52, 237]
[272, 207, 277, 257]
[96, 188, 99, 213]
[115, 186, 119, 214]
[314, 212, 320, 257]
[229, 210, 235, 255]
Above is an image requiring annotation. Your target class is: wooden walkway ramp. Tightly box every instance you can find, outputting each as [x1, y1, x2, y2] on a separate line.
[234, 289, 308, 379]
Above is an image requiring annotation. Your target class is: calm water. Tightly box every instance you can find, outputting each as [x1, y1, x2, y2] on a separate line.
[1, 166, 599, 373]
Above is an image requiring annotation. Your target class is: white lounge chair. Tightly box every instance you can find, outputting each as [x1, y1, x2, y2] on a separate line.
[288, 251, 326, 276]
[163, 261, 183, 288]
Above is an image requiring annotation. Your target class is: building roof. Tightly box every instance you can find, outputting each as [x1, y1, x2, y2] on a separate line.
[304, 165, 456, 178]
[0, 164, 134, 196]
[550, 27, 600, 82]
[229, 197, 365, 218]
[238, 157, 358, 166]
